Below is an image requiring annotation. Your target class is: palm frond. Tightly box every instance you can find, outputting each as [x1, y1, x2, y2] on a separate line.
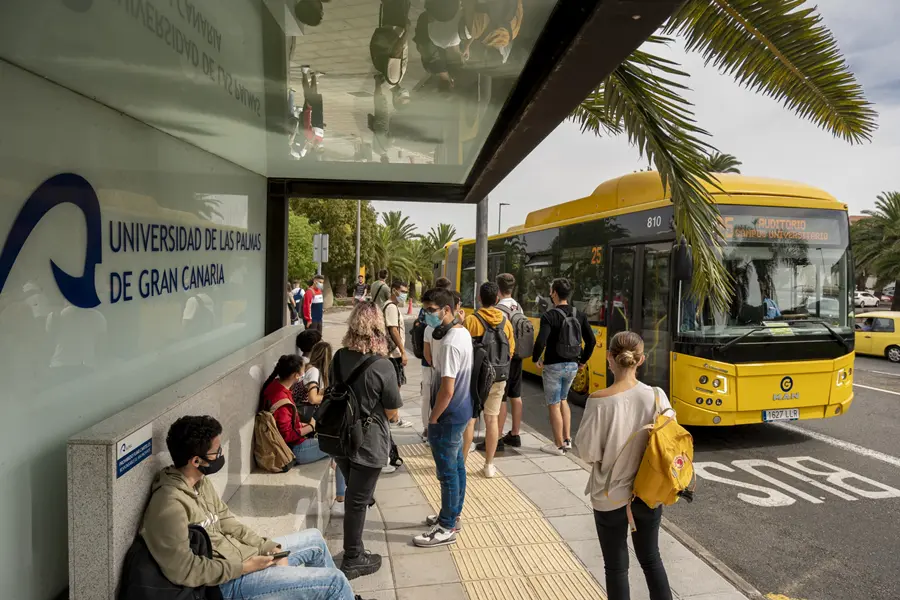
[853, 192, 900, 281]
[571, 82, 623, 137]
[606, 40, 733, 311]
[666, 0, 877, 143]
[700, 151, 742, 174]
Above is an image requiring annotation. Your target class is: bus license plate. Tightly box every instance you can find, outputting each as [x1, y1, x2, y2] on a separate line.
[763, 408, 800, 422]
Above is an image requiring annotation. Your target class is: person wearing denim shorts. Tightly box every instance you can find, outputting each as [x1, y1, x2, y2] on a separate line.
[532, 278, 596, 456]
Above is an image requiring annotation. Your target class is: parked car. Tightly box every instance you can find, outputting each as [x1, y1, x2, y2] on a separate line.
[855, 312, 900, 363]
[854, 290, 880, 308]
[805, 297, 840, 320]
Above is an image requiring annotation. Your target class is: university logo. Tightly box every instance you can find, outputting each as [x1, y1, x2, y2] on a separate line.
[0, 173, 103, 308]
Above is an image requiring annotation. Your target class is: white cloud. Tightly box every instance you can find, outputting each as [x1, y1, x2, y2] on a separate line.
[378, 0, 899, 239]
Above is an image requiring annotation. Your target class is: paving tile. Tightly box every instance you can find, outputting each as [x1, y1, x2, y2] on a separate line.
[385, 527, 452, 556]
[375, 472, 418, 491]
[567, 539, 605, 571]
[531, 455, 584, 473]
[327, 527, 388, 559]
[393, 551, 461, 588]
[542, 504, 592, 518]
[508, 473, 562, 495]
[374, 486, 429, 508]
[494, 458, 543, 476]
[680, 592, 748, 600]
[528, 571, 606, 600]
[664, 556, 737, 596]
[464, 577, 537, 600]
[381, 503, 434, 530]
[361, 591, 397, 600]
[351, 556, 394, 593]
[396, 583, 467, 600]
[548, 468, 590, 493]
[548, 514, 598, 542]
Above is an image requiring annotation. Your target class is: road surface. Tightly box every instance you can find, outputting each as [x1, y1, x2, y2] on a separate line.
[519, 355, 900, 600]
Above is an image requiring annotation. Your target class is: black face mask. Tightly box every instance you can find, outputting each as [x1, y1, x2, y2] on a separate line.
[198, 454, 225, 476]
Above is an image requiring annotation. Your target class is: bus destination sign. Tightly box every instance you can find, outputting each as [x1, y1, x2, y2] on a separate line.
[722, 215, 844, 244]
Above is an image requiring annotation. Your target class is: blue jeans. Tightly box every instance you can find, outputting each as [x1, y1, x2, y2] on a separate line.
[542, 362, 578, 405]
[428, 420, 468, 529]
[219, 529, 353, 600]
[293, 438, 347, 498]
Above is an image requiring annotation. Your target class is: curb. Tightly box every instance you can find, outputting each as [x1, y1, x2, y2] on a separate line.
[518, 421, 763, 600]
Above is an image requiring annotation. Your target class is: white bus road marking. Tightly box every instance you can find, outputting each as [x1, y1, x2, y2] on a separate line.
[694, 456, 900, 507]
[853, 382, 900, 396]
[773, 422, 900, 469]
[857, 369, 900, 378]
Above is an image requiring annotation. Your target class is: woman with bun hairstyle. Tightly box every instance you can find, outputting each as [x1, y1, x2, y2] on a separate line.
[573, 331, 673, 600]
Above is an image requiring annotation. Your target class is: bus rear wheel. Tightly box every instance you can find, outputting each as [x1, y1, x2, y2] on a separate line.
[887, 346, 900, 363]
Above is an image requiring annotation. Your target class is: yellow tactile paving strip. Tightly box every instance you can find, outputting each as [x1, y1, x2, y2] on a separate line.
[399, 443, 606, 600]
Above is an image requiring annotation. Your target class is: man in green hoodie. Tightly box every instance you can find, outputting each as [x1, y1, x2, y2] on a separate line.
[140, 415, 365, 600]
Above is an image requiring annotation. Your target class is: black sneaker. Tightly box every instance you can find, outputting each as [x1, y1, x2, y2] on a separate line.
[475, 439, 505, 452]
[502, 432, 522, 447]
[341, 551, 382, 580]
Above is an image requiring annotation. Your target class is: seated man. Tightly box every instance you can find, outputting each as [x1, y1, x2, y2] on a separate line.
[141, 415, 369, 600]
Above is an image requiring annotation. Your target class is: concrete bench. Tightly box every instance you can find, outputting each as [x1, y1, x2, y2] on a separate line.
[67, 324, 336, 600]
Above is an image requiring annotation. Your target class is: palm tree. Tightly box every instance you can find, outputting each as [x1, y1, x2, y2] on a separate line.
[426, 223, 458, 252]
[700, 152, 742, 174]
[572, 1, 877, 311]
[851, 192, 900, 311]
[381, 211, 418, 241]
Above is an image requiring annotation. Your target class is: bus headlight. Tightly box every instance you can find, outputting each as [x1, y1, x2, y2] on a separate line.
[836, 368, 849, 386]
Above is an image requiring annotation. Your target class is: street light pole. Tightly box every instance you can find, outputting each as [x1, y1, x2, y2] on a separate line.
[355, 199, 361, 278]
[498, 202, 510, 234]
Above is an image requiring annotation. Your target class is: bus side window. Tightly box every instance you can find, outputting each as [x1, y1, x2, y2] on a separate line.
[560, 244, 605, 325]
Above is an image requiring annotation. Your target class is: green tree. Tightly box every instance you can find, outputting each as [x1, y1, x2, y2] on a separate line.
[572, 1, 877, 311]
[426, 223, 459, 252]
[290, 198, 379, 283]
[700, 152, 742, 174]
[851, 192, 900, 311]
[287, 212, 318, 283]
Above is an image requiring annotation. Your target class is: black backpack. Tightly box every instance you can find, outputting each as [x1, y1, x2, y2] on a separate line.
[314, 354, 379, 457]
[473, 313, 510, 382]
[553, 306, 582, 361]
[411, 308, 427, 360]
[471, 347, 496, 419]
[118, 525, 222, 600]
[497, 302, 534, 360]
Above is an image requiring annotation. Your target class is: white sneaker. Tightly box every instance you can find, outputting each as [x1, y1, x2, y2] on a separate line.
[331, 501, 345, 517]
[541, 444, 565, 456]
[382, 465, 397, 474]
[484, 463, 497, 478]
[392, 419, 413, 428]
[413, 525, 458, 547]
[563, 439, 573, 450]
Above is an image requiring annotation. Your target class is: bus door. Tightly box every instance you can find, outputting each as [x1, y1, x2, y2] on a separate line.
[607, 242, 672, 391]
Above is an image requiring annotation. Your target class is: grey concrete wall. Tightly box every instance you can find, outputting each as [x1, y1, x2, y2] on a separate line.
[67, 325, 303, 600]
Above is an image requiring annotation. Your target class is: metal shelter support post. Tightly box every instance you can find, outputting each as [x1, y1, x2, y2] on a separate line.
[475, 196, 489, 292]
[355, 199, 361, 278]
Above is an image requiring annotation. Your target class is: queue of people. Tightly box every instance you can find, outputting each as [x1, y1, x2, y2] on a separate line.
[129, 269, 675, 600]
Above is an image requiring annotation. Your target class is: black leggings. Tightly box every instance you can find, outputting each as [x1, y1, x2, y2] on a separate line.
[334, 458, 381, 559]
[593, 500, 673, 600]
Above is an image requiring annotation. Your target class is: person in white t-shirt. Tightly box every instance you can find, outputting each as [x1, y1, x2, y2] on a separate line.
[413, 288, 473, 549]
[573, 331, 674, 600]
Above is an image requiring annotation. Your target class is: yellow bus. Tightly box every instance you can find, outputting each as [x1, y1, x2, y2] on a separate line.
[434, 172, 855, 426]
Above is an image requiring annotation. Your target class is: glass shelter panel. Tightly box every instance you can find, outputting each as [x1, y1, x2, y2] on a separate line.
[0, 0, 561, 184]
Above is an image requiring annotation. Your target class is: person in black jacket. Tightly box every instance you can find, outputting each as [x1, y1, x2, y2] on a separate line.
[532, 277, 596, 456]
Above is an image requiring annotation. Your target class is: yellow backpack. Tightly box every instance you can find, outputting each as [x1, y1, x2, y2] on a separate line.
[253, 399, 297, 473]
[607, 388, 695, 530]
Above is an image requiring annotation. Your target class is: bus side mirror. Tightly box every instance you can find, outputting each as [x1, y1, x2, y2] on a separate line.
[673, 237, 693, 282]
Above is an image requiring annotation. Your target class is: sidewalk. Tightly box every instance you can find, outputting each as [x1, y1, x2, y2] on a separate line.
[318, 312, 753, 600]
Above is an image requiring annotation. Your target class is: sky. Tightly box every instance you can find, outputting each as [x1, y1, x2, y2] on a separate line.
[373, 0, 900, 240]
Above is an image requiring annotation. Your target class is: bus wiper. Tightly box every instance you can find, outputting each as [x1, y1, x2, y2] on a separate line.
[785, 319, 851, 352]
[716, 326, 768, 352]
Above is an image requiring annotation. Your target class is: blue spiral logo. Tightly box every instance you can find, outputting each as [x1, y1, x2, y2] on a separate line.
[0, 174, 103, 308]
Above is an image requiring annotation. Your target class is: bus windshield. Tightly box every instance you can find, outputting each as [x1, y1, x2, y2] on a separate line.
[678, 207, 853, 341]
